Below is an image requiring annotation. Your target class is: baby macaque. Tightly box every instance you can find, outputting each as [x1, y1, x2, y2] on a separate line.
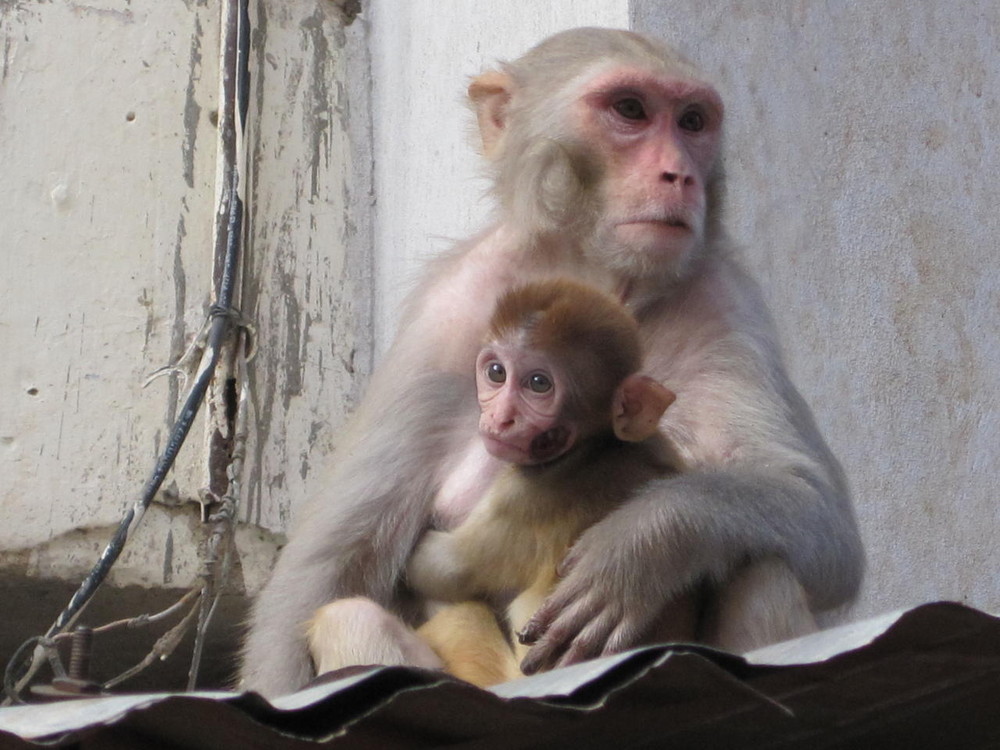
[407, 279, 693, 686]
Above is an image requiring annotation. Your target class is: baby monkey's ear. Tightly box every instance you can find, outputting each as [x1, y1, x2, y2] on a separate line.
[612, 375, 675, 442]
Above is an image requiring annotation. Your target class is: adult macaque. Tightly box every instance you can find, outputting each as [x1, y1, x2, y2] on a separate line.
[405, 279, 688, 686]
[241, 27, 862, 697]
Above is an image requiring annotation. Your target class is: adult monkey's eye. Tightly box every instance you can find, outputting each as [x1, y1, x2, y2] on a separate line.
[613, 97, 646, 121]
[486, 363, 506, 383]
[679, 108, 705, 132]
[528, 373, 553, 393]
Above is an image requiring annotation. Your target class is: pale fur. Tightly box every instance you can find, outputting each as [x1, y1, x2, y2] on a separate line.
[308, 598, 444, 675]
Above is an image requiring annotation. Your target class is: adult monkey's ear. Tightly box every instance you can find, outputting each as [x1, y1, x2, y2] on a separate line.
[468, 71, 513, 159]
[612, 375, 676, 443]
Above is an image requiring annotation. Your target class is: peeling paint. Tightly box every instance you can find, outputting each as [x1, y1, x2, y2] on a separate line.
[181, 18, 204, 190]
[237, 1, 373, 532]
[167, 210, 188, 428]
[330, 0, 361, 26]
[2, 34, 12, 83]
[68, 4, 134, 23]
[163, 528, 174, 584]
[302, 9, 334, 202]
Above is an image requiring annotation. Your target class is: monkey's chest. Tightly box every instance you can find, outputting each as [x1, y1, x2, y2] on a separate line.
[432, 437, 503, 529]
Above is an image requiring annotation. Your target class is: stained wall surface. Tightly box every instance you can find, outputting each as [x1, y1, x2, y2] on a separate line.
[0, 2, 371, 596]
[1, 2, 221, 585]
[369, 1, 1000, 623]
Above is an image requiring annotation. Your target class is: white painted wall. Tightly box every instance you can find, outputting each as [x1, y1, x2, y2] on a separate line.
[367, 0, 628, 350]
[633, 1, 1000, 622]
[367, 2, 1000, 624]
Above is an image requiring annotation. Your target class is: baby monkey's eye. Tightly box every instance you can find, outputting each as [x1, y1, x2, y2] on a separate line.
[528, 373, 553, 393]
[486, 363, 506, 383]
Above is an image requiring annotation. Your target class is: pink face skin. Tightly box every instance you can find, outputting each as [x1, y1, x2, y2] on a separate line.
[573, 65, 724, 279]
[475, 342, 577, 466]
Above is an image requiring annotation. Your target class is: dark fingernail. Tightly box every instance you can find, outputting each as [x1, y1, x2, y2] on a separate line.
[517, 626, 536, 645]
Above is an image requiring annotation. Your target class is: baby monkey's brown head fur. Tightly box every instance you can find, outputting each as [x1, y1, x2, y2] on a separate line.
[477, 279, 675, 465]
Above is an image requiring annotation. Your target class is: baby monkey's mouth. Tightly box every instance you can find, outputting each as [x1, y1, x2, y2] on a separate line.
[528, 426, 571, 463]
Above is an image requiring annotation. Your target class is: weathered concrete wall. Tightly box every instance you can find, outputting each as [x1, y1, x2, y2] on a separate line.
[0, 1, 371, 598]
[633, 2, 1000, 621]
[1, 2, 219, 582]
[239, 1, 374, 539]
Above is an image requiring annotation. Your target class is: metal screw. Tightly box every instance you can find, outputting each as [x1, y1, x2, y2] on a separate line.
[67, 627, 93, 682]
[32, 626, 102, 700]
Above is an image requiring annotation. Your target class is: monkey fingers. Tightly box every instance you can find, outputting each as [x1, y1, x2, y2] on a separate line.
[524, 541, 680, 673]
[522, 586, 652, 675]
[519, 595, 595, 674]
[554, 610, 630, 669]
